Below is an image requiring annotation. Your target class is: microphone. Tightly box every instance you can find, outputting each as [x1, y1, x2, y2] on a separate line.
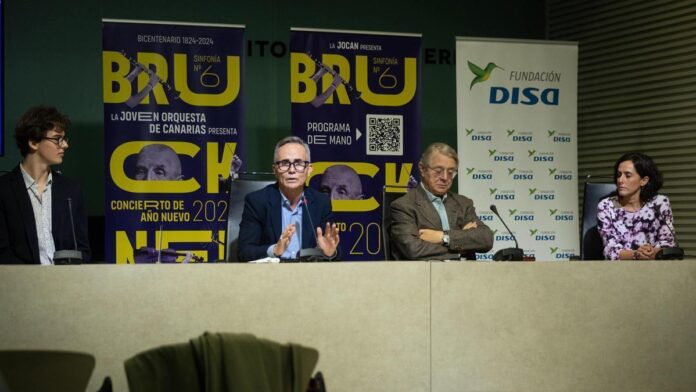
[652, 203, 684, 260]
[157, 224, 163, 264]
[54, 197, 83, 265]
[489, 204, 524, 261]
[299, 195, 326, 261]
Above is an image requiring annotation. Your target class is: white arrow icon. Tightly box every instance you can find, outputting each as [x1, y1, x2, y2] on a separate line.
[356, 128, 362, 140]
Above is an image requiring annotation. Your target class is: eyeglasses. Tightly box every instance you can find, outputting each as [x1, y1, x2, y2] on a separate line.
[43, 136, 69, 146]
[274, 159, 310, 172]
[426, 166, 458, 179]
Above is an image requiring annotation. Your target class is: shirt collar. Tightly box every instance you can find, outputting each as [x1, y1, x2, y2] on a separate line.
[19, 163, 53, 190]
[280, 190, 305, 210]
[421, 182, 447, 202]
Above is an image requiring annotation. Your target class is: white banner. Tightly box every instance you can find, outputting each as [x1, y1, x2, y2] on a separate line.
[456, 37, 578, 261]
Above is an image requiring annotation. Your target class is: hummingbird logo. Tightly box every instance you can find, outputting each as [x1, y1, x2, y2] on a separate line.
[528, 150, 536, 157]
[549, 209, 558, 216]
[508, 168, 516, 175]
[550, 247, 559, 254]
[467, 61, 504, 89]
[488, 149, 497, 156]
[508, 209, 517, 217]
[547, 130, 556, 137]
[506, 129, 516, 137]
[466, 167, 475, 175]
[548, 168, 557, 176]
[466, 128, 475, 136]
[528, 188, 537, 195]
[489, 188, 498, 195]
[529, 229, 538, 236]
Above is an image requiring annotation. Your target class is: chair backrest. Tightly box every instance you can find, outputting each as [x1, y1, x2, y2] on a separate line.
[225, 173, 276, 262]
[581, 181, 616, 260]
[0, 350, 95, 392]
[381, 186, 409, 260]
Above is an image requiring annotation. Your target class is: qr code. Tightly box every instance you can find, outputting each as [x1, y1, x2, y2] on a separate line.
[366, 114, 403, 156]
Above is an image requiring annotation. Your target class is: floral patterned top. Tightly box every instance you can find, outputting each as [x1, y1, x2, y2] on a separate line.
[596, 194, 676, 260]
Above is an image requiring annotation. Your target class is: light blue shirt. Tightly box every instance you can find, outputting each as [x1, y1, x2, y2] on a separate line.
[421, 183, 450, 231]
[266, 192, 304, 259]
[20, 164, 55, 265]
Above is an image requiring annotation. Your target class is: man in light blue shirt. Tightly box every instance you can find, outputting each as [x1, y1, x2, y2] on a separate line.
[237, 136, 340, 262]
[390, 142, 493, 260]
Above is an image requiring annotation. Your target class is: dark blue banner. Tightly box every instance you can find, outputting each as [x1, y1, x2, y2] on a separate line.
[103, 20, 244, 263]
[290, 29, 421, 260]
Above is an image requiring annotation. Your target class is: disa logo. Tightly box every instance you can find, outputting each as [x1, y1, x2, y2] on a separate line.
[549, 209, 574, 221]
[489, 149, 514, 162]
[467, 61, 560, 105]
[467, 61, 503, 89]
[550, 247, 575, 260]
[466, 128, 493, 141]
[507, 129, 533, 142]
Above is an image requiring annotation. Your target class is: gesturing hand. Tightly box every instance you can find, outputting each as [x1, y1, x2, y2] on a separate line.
[273, 223, 296, 257]
[317, 222, 340, 257]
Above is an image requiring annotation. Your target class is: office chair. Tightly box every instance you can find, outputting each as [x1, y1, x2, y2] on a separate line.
[125, 332, 324, 392]
[381, 186, 410, 260]
[0, 350, 95, 392]
[225, 172, 277, 262]
[580, 177, 615, 260]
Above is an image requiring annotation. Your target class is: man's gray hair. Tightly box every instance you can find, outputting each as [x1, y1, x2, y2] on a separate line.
[273, 136, 311, 162]
[420, 142, 458, 166]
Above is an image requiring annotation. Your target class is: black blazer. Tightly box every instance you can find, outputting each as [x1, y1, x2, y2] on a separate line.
[237, 183, 337, 262]
[0, 165, 91, 264]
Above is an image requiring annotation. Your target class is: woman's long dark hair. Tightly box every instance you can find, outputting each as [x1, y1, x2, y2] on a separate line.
[613, 152, 663, 203]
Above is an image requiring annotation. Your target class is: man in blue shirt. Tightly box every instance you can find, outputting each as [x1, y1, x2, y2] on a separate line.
[237, 136, 340, 262]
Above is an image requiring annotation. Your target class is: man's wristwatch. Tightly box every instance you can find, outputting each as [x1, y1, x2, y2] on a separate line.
[442, 231, 450, 247]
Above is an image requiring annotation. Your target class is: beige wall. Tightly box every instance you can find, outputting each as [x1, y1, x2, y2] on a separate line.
[1, 261, 695, 391]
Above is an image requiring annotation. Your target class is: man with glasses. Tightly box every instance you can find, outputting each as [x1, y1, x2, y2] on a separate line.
[0, 106, 91, 264]
[390, 142, 493, 260]
[237, 136, 340, 262]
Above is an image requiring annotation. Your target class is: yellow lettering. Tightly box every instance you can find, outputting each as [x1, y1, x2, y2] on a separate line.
[207, 142, 237, 194]
[174, 54, 240, 106]
[137, 52, 169, 105]
[320, 54, 351, 105]
[384, 163, 413, 192]
[116, 230, 147, 264]
[290, 53, 316, 103]
[356, 56, 417, 106]
[103, 51, 131, 104]
[115, 230, 224, 263]
[110, 141, 201, 193]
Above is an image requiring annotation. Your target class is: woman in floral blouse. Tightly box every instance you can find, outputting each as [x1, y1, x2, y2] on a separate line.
[596, 152, 676, 260]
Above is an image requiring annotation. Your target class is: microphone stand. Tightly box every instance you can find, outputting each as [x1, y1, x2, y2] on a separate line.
[54, 197, 83, 265]
[298, 195, 330, 261]
[490, 204, 524, 261]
